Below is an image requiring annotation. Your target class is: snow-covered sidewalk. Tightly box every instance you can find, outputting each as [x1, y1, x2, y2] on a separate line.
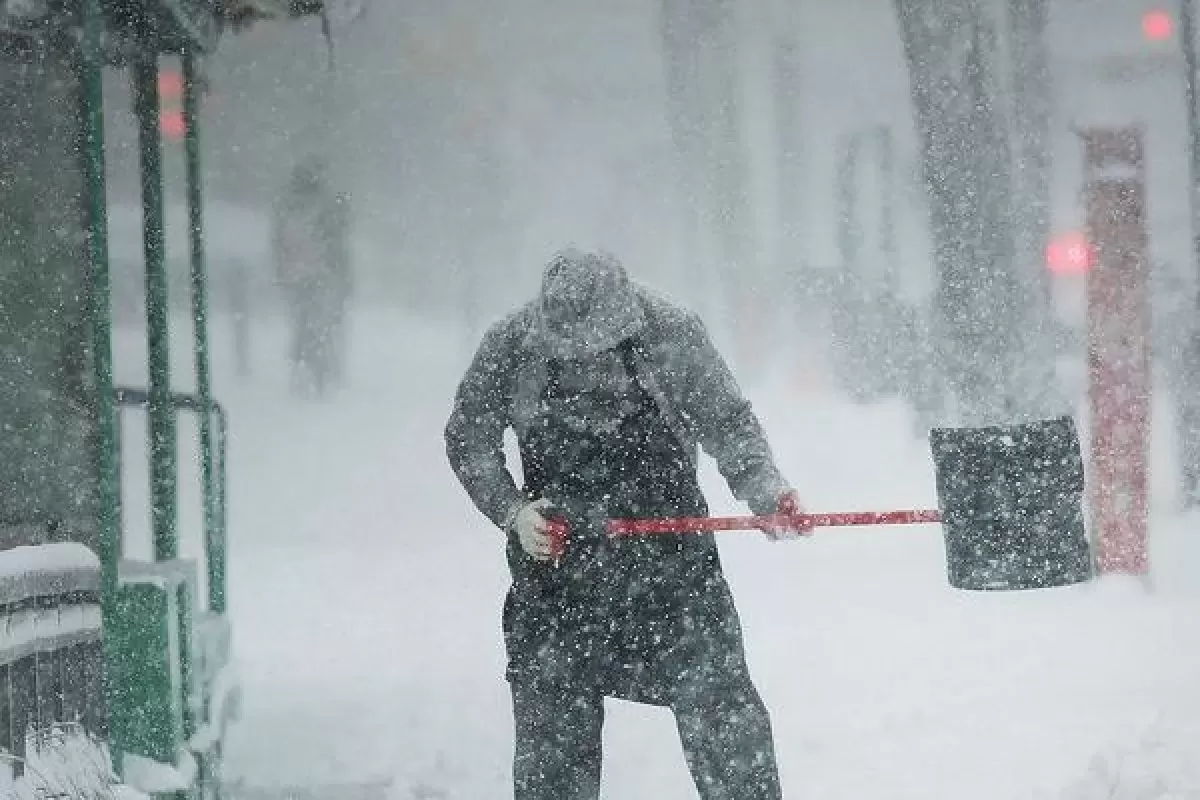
[115, 310, 1200, 798]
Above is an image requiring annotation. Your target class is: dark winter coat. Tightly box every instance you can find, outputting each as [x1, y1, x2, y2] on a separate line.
[445, 287, 789, 700]
[271, 189, 352, 304]
[446, 287, 789, 526]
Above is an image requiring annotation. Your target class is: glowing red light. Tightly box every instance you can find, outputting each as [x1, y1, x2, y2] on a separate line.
[158, 70, 183, 98]
[160, 109, 186, 140]
[1142, 9, 1173, 41]
[1046, 231, 1093, 275]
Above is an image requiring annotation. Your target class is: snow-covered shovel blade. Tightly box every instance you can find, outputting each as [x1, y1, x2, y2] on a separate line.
[930, 415, 1092, 591]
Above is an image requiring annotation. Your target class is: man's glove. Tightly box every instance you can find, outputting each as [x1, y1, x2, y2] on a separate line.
[760, 489, 814, 541]
[509, 498, 559, 561]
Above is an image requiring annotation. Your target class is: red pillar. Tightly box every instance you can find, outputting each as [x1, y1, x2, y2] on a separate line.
[1081, 127, 1151, 575]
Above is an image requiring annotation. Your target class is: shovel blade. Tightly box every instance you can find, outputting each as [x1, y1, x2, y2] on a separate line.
[930, 415, 1093, 591]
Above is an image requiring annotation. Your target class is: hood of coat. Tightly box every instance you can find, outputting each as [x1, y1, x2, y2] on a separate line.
[533, 248, 646, 360]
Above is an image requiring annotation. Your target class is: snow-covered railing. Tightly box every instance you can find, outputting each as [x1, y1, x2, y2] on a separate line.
[0, 543, 107, 779]
[109, 387, 238, 797]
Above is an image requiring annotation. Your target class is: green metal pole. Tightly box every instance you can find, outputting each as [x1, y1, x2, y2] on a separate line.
[216, 405, 228, 569]
[78, 0, 124, 779]
[136, 50, 196, 785]
[133, 45, 179, 563]
[182, 52, 224, 614]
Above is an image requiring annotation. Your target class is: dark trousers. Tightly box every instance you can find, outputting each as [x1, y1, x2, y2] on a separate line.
[287, 293, 346, 395]
[510, 674, 783, 800]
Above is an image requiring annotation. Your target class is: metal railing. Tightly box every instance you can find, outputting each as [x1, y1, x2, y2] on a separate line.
[0, 543, 107, 782]
[113, 386, 229, 614]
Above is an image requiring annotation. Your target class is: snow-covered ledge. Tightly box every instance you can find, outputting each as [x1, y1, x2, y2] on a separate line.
[0, 542, 101, 605]
[122, 751, 198, 795]
[0, 543, 103, 668]
[189, 658, 242, 755]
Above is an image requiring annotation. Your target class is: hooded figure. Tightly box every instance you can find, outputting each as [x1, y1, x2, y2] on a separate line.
[445, 248, 806, 800]
[271, 159, 352, 396]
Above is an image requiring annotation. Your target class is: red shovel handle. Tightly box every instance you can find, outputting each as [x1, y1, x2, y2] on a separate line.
[545, 517, 570, 561]
[606, 509, 941, 537]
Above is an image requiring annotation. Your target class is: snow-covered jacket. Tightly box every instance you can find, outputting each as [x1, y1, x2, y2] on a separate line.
[445, 286, 790, 528]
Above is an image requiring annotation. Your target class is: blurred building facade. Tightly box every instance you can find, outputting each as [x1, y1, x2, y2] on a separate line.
[92, 0, 1199, 350]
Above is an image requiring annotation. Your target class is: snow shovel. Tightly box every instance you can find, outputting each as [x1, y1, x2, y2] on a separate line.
[222, 778, 392, 800]
[548, 416, 1093, 591]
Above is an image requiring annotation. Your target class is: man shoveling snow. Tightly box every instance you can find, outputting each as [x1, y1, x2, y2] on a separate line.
[445, 248, 807, 800]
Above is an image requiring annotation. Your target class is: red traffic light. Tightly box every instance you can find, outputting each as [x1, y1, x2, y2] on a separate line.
[1142, 9, 1173, 41]
[158, 69, 185, 141]
[1046, 231, 1093, 275]
[158, 70, 183, 99]
[160, 109, 186, 140]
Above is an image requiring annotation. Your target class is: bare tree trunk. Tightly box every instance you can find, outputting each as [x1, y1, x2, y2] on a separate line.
[705, 0, 756, 335]
[660, 0, 759, 365]
[894, 0, 1028, 426]
[773, 35, 804, 273]
[1008, 0, 1051, 299]
[661, 0, 716, 315]
[1174, 0, 1200, 506]
[1007, 0, 1065, 417]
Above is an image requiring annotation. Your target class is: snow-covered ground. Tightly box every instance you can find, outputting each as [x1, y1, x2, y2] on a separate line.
[112, 307, 1200, 799]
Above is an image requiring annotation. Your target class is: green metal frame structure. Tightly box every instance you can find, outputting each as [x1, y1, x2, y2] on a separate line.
[80, 6, 230, 788]
[71, 0, 322, 794]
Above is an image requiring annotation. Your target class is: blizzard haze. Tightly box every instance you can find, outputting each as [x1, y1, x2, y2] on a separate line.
[94, 0, 1200, 797]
